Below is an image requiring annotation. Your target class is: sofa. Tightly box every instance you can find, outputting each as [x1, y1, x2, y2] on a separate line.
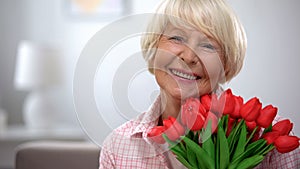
[15, 141, 101, 169]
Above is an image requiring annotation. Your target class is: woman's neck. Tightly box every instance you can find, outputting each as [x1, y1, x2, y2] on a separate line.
[160, 91, 182, 120]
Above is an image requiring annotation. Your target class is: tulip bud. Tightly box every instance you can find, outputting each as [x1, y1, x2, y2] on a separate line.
[274, 135, 299, 153]
[182, 98, 207, 131]
[164, 116, 185, 141]
[210, 94, 221, 115]
[272, 119, 293, 136]
[199, 103, 208, 117]
[219, 89, 236, 115]
[256, 105, 277, 128]
[181, 98, 201, 126]
[147, 126, 166, 144]
[188, 112, 206, 131]
[262, 131, 280, 144]
[201, 94, 211, 111]
[240, 97, 262, 122]
[204, 111, 218, 133]
[245, 121, 257, 132]
[230, 96, 243, 119]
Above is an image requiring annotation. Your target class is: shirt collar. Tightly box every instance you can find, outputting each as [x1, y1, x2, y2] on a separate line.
[129, 95, 162, 138]
[128, 86, 223, 137]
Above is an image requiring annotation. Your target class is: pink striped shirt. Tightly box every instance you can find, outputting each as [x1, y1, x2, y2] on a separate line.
[99, 96, 300, 169]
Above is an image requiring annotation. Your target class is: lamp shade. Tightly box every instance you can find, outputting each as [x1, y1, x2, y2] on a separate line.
[14, 41, 63, 90]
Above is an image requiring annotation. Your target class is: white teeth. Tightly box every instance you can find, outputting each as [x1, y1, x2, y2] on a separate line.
[171, 69, 198, 80]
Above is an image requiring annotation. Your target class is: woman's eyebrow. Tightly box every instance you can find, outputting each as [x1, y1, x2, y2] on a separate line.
[164, 26, 217, 44]
[164, 27, 185, 35]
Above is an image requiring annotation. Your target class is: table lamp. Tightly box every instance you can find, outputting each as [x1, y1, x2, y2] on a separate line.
[14, 40, 63, 130]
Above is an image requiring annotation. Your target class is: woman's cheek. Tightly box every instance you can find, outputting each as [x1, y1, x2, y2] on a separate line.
[199, 53, 225, 86]
[152, 49, 175, 71]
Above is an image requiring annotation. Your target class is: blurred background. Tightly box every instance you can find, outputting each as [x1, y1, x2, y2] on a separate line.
[0, 0, 299, 168]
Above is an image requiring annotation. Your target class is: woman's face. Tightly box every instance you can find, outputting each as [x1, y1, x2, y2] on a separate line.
[152, 24, 225, 101]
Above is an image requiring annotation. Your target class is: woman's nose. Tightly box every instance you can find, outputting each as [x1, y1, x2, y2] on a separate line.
[179, 46, 199, 65]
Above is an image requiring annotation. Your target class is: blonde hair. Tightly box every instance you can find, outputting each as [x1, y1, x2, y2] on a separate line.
[140, 0, 247, 82]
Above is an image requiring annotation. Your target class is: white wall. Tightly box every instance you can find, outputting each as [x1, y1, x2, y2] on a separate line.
[226, 0, 300, 135]
[0, 0, 299, 135]
[0, 0, 28, 124]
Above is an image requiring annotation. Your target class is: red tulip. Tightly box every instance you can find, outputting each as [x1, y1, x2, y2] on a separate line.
[262, 131, 280, 144]
[147, 126, 166, 144]
[181, 98, 207, 131]
[211, 94, 222, 115]
[272, 119, 293, 136]
[198, 103, 208, 117]
[240, 97, 262, 121]
[188, 112, 206, 131]
[200, 93, 220, 114]
[230, 96, 243, 119]
[181, 98, 201, 126]
[201, 94, 211, 112]
[163, 116, 185, 141]
[204, 111, 219, 133]
[256, 105, 277, 128]
[274, 135, 300, 153]
[245, 121, 257, 132]
[219, 89, 236, 115]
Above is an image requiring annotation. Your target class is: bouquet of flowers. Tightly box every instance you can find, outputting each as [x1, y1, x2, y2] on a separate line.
[147, 89, 299, 169]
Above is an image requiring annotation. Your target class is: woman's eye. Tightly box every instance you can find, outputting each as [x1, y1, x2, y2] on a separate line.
[200, 43, 217, 52]
[203, 44, 215, 50]
[169, 36, 184, 43]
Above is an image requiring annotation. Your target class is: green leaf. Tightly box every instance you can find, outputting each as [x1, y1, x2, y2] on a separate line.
[245, 139, 266, 152]
[179, 141, 186, 152]
[175, 155, 194, 169]
[163, 134, 186, 159]
[236, 155, 264, 169]
[222, 115, 229, 131]
[217, 123, 230, 169]
[202, 120, 215, 161]
[247, 139, 268, 156]
[245, 126, 258, 145]
[228, 120, 243, 155]
[170, 146, 185, 159]
[232, 121, 247, 160]
[182, 136, 215, 169]
[231, 139, 267, 165]
[255, 144, 275, 156]
[186, 142, 198, 168]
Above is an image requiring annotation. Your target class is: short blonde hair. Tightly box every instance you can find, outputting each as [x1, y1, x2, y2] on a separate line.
[140, 0, 247, 82]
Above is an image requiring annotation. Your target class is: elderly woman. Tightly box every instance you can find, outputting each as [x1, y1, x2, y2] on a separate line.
[99, 0, 299, 168]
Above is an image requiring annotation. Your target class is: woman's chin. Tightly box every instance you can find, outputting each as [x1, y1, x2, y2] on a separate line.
[169, 88, 199, 102]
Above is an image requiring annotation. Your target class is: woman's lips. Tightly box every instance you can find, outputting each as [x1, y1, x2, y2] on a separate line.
[169, 68, 201, 81]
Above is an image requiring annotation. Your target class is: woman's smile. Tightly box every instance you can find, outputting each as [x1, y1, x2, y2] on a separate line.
[169, 68, 201, 83]
[169, 68, 201, 81]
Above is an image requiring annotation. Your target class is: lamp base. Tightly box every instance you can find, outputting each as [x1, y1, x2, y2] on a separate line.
[23, 90, 58, 130]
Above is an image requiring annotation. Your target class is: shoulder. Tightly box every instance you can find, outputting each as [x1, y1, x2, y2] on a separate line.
[101, 119, 139, 149]
[101, 96, 162, 157]
[256, 147, 300, 168]
[101, 110, 157, 150]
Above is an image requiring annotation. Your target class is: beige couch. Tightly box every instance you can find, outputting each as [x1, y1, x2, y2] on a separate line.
[15, 141, 100, 169]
